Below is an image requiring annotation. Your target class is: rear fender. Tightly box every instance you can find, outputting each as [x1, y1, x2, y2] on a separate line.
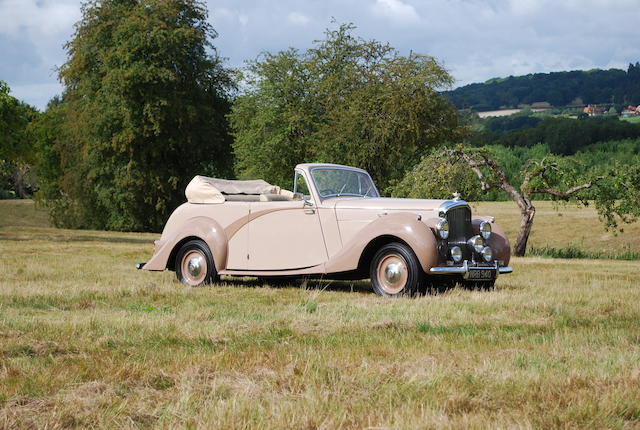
[142, 217, 227, 272]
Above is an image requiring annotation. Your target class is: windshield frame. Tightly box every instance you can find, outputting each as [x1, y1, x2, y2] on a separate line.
[310, 166, 380, 199]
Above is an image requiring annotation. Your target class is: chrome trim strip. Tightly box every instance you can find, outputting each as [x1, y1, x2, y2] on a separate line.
[224, 263, 317, 272]
[429, 266, 468, 274]
[309, 166, 381, 199]
[428, 260, 513, 277]
[429, 260, 472, 274]
[438, 200, 470, 214]
[294, 169, 319, 203]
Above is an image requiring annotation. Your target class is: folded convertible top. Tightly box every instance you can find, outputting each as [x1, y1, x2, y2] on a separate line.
[185, 175, 288, 203]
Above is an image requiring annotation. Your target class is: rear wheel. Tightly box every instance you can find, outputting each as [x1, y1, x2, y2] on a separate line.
[370, 243, 423, 297]
[175, 240, 216, 287]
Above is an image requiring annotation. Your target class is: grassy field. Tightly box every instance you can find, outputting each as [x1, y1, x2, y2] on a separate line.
[1, 200, 639, 428]
[473, 201, 640, 258]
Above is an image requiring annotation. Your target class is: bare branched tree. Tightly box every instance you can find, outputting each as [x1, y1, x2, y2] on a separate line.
[393, 145, 639, 257]
[449, 148, 603, 256]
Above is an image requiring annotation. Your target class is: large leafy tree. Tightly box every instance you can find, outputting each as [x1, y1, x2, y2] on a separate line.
[55, 0, 234, 231]
[230, 24, 463, 191]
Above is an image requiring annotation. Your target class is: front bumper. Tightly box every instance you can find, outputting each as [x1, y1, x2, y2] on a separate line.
[429, 260, 513, 279]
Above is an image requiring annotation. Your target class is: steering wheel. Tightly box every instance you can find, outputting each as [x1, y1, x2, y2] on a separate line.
[320, 188, 336, 196]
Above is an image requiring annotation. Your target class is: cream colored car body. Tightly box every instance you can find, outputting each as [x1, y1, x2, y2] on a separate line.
[141, 163, 511, 285]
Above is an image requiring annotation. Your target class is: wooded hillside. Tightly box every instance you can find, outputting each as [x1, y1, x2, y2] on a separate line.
[445, 63, 640, 111]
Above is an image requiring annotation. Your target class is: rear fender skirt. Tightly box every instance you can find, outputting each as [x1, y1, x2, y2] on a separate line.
[324, 212, 439, 274]
[142, 216, 227, 272]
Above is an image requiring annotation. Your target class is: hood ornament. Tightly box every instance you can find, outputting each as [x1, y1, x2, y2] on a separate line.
[452, 192, 461, 201]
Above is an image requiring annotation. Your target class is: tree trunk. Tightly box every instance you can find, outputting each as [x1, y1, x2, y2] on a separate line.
[513, 204, 535, 257]
[451, 148, 600, 258]
[13, 163, 31, 199]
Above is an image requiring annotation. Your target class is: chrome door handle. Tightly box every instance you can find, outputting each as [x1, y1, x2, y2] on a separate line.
[304, 208, 316, 214]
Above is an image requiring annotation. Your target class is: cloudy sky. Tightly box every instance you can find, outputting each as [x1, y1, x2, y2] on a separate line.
[1, 0, 639, 110]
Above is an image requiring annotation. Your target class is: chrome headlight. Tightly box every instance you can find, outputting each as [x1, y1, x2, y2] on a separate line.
[467, 235, 484, 253]
[480, 221, 492, 240]
[450, 246, 462, 263]
[481, 246, 493, 262]
[436, 218, 449, 240]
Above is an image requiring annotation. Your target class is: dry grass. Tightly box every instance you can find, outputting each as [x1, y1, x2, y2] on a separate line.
[473, 200, 640, 256]
[1, 200, 639, 429]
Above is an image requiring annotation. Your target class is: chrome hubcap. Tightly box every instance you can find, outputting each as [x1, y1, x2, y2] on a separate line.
[376, 253, 408, 295]
[384, 262, 403, 285]
[187, 256, 203, 277]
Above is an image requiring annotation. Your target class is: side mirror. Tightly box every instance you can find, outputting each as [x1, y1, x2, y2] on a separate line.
[303, 197, 314, 207]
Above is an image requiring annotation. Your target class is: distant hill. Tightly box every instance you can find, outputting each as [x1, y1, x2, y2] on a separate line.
[445, 63, 640, 111]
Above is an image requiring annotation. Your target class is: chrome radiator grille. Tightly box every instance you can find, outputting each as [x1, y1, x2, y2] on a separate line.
[446, 206, 473, 259]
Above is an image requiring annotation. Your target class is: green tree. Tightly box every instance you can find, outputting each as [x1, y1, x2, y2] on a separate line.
[0, 81, 28, 161]
[55, 0, 234, 231]
[230, 49, 314, 188]
[0, 81, 38, 198]
[230, 24, 462, 191]
[30, 97, 65, 207]
[388, 150, 485, 201]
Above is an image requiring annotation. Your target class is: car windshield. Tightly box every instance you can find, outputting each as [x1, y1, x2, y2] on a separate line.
[311, 168, 379, 198]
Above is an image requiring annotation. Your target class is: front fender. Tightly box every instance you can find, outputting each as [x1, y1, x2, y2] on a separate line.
[472, 217, 511, 266]
[142, 216, 227, 272]
[324, 212, 439, 274]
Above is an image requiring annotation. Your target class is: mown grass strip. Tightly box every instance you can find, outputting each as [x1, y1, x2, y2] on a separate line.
[528, 244, 640, 260]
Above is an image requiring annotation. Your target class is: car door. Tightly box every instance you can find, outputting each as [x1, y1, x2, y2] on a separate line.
[247, 172, 328, 270]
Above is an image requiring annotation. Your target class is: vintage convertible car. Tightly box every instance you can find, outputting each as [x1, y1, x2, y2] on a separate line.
[139, 163, 512, 296]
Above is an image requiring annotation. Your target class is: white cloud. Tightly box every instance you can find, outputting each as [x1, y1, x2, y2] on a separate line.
[0, 0, 80, 108]
[371, 0, 420, 24]
[2, 0, 640, 109]
[287, 11, 310, 26]
[211, 7, 234, 21]
[508, 0, 541, 17]
[0, 0, 80, 37]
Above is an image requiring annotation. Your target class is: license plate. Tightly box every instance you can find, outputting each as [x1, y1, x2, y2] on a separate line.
[467, 268, 496, 280]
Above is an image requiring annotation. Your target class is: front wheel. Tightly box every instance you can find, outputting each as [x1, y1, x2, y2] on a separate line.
[175, 240, 216, 287]
[370, 243, 423, 297]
